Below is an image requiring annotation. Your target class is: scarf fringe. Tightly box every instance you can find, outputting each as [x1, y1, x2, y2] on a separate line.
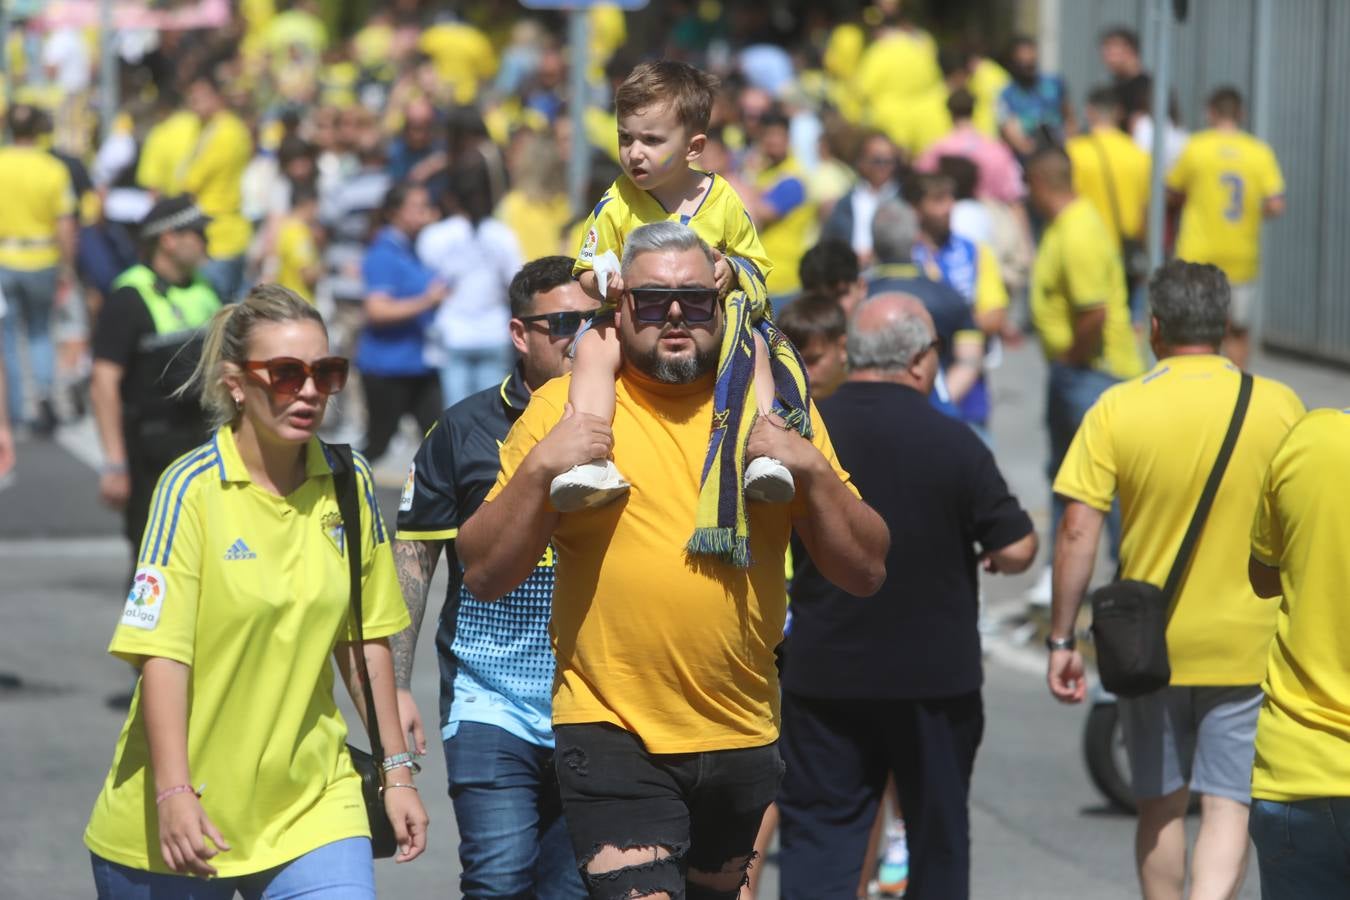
[686, 527, 752, 568]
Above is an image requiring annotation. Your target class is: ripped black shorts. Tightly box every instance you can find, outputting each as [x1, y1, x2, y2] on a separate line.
[553, 722, 784, 900]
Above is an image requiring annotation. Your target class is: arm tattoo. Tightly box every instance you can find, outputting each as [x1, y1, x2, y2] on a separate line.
[391, 539, 440, 689]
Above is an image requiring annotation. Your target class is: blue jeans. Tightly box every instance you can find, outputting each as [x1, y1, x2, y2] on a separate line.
[90, 836, 374, 899]
[438, 346, 514, 409]
[201, 256, 247, 304]
[444, 722, 585, 900]
[0, 265, 58, 423]
[1046, 363, 1121, 559]
[1250, 798, 1350, 900]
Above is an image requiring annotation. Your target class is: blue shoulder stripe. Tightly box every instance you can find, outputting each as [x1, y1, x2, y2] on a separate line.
[157, 457, 218, 565]
[352, 452, 386, 544]
[1142, 365, 1171, 385]
[140, 444, 215, 564]
[592, 194, 614, 220]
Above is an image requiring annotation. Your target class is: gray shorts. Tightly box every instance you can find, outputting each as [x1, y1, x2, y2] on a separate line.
[1229, 281, 1260, 330]
[1119, 684, 1262, 804]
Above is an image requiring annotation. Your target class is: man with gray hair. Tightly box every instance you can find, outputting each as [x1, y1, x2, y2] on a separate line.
[865, 200, 985, 422]
[457, 221, 889, 900]
[778, 292, 1036, 899]
[1047, 260, 1304, 899]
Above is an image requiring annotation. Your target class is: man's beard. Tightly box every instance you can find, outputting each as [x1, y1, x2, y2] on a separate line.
[1011, 65, 1039, 88]
[630, 327, 721, 384]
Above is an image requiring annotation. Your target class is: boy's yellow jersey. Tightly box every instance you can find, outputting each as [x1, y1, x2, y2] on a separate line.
[574, 173, 773, 306]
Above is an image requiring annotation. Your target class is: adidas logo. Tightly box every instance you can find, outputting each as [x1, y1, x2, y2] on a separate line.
[223, 539, 257, 561]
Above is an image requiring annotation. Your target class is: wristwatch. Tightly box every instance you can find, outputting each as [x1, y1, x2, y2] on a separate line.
[1045, 635, 1076, 652]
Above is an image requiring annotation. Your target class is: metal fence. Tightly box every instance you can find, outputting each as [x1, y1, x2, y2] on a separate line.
[1052, 0, 1350, 364]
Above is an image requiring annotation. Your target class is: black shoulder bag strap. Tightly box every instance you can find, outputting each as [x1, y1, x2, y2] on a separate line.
[1088, 134, 1126, 248]
[329, 443, 386, 766]
[1161, 372, 1253, 617]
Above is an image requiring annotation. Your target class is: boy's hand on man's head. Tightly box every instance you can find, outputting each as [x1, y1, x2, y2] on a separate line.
[712, 250, 734, 298]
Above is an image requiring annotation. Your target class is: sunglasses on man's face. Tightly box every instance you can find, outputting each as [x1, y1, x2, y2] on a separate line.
[242, 356, 349, 397]
[628, 287, 720, 324]
[517, 309, 597, 338]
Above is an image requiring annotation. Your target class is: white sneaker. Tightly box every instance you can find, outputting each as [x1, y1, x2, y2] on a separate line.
[550, 459, 631, 512]
[1025, 565, 1053, 608]
[744, 456, 795, 503]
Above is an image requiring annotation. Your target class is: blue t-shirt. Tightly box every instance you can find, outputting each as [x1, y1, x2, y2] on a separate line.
[998, 75, 1068, 148]
[356, 227, 436, 377]
[912, 238, 994, 425]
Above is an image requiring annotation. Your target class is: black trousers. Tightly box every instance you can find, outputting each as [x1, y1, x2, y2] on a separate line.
[359, 372, 442, 462]
[124, 424, 210, 552]
[777, 690, 984, 900]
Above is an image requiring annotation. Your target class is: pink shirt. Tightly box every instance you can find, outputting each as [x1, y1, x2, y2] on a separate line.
[916, 124, 1025, 204]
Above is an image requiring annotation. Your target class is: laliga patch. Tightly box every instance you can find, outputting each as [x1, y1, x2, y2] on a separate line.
[399, 462, 416, 512]
[579, 227, 598, 263]
[122, 566, 166, 631]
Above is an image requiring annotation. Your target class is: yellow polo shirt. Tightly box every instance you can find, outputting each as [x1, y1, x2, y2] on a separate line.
[183, 111, 253, 260]
[275, 215, 318, 303]
[486, 370, 854, 753]
[1054, 355, 1304, 684]
[1031, 197, 1143, 380]
[0, 145, 75, 270]
[137, 111, 201, 198]
[1168, 128, 1284, 284]
[85, 426, 410, 876]
[1251, 409, 1350, 800]
[1066, 128, 1151, 245]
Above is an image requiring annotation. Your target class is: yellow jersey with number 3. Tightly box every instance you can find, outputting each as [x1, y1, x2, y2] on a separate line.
[84, 425, 409, 876]
[1167, 129, 1284, 284]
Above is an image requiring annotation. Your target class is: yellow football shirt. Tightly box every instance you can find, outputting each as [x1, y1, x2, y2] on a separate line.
[0, 146, 75, 270]
[754, 156, 816, 297]
[275, 216, 318, 303]
[183, 110, 253, 260]
[1066, 129, 1151, 245]
[418, 22, 497, 105]
[485, 370, 854, 753]
[1030, 197, 1143, 380]
[969, 59, 1010, 137]
[84, 426, 410, 876]
[137, 111, 201, 198]
[499, 190, 572, 262]
[1251, 408, 1350, 800]
[854, 29, 941, 115]
[1168, 128, 1284, 284]
[1054, 354, 1304, 684]
[574, 173, 774, 311]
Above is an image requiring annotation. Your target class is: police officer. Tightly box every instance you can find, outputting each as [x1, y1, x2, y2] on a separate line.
[90, 196, 221, 555]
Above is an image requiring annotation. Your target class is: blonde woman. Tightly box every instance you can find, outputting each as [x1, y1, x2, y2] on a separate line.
[85, 284, 428, 897]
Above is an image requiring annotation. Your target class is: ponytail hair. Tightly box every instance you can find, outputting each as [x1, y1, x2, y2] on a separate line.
[178, 283, 325, 427]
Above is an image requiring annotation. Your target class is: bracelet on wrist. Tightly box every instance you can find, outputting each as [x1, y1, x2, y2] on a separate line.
[155, 784, 201, 805]
[380, 782, 418, 795]
[1045, 635, 1077, 652]
[381, 752, 421, 774]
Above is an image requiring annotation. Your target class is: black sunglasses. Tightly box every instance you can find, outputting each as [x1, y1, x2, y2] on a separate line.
[517, 309, 597, 337]
[628, 287, 719, 324]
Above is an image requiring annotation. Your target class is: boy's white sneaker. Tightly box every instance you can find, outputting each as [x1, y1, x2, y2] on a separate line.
[744, 456, 795, 503]
[550, 459, 631, 512]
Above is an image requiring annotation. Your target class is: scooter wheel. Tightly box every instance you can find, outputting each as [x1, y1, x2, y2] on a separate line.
[1084, 703, 1136, 814]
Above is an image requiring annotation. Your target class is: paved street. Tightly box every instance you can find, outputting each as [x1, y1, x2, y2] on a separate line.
[2, 341, 1344, 897]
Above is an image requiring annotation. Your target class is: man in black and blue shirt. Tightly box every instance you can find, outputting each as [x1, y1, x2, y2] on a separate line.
[391, 256, 597, 899]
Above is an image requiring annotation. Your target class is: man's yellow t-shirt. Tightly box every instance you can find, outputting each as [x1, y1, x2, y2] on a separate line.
[486, 371, 854, 753]
[0, 145, 75, 270]
[574, 173, 773, 310]
[137, 111, 201, 198]
[275, 216, 318, 303]
[84, 427, 410, 875]
[873, 86, 952, 158]
[1067, 128, 1151, 245]
[1030, 197, 1143, 379]
[854, 28, 941, 116]
[1168, 128, 1284, 284]
[1251, 408, 1350, 801]
[1054, 355, 1304, 684]
[969, 58, 1010, 137]
[183, 111, 253, 260]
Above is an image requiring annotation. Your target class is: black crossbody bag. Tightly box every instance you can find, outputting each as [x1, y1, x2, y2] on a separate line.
[329, 443, 399, 859]
[1090, 373, 1252, 698]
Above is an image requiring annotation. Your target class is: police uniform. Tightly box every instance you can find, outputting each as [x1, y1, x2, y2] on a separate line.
[91, 201, 221, 548]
